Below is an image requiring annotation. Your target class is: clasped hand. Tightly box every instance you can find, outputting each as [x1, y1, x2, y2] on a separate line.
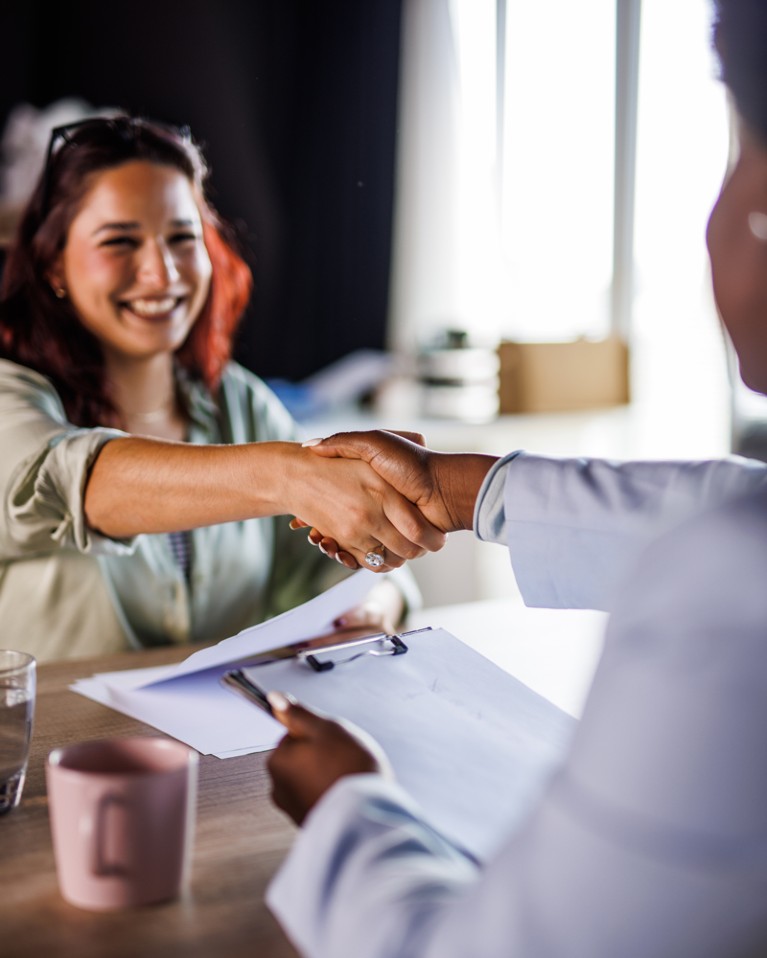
[291, 429, 485, 568]
[286, 431, 449, 571]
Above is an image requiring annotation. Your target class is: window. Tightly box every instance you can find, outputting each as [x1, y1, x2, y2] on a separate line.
[389, 0, 732, 454]
[499, 0, 616, 341]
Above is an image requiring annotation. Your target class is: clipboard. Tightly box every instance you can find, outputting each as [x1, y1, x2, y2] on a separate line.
[222, 630, 413, 710]
[227, 629, 410, 682]
[222, 625, 577, 860]
[71, 572, 578, 859]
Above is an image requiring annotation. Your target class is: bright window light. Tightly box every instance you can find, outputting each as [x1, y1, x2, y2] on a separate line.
[633, 0, 728, 329]
[500, 0, 616, 341]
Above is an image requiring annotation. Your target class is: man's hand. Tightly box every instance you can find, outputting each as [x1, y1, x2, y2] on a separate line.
[282, 442, 447, 571]
[304, 430, 498, 534]
[266, 692, 392, 826]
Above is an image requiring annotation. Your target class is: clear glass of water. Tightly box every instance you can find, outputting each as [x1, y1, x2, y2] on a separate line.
[0, 650, 36, 814]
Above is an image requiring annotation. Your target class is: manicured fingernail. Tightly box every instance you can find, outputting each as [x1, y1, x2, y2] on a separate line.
[301, 438, 322, 447]
[267, 691, 292, 712]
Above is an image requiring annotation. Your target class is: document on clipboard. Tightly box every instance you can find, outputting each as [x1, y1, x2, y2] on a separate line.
[226, 626, 576, 858]
[71, 571, 577, 859]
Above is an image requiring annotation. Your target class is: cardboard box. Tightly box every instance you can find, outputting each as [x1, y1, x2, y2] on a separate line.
[497, 337, 630, 413]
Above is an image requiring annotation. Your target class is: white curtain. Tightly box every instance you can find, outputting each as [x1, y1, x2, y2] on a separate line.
[387, 0, 502, 356]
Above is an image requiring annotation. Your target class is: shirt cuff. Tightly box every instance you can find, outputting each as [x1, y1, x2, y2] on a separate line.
[7, 429, 136, 555]
[267, 773, 474, 955]
[473, 451, 523, 544]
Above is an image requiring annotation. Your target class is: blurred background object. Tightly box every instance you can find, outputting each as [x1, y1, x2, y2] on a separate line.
[0, 97, 118, 244]
[497, 337, 629, 414]
[417, 329, 500, 423]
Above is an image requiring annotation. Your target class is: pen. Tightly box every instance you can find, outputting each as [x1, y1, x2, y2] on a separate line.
[221, 669, 274, 716]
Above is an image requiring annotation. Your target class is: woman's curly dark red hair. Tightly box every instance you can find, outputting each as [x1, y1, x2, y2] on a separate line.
[0, 115, 253, 427]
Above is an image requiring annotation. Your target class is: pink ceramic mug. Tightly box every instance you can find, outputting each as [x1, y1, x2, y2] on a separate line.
[46, 736, 198, 911]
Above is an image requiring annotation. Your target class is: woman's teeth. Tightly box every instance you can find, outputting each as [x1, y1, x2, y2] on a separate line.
[126, 297, 178, 317]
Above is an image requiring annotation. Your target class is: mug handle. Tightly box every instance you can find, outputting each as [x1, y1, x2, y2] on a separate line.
[92, 793, 130, 877]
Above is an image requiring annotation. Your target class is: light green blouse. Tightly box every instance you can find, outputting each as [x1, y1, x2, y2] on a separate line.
[0, 359, 357, 662]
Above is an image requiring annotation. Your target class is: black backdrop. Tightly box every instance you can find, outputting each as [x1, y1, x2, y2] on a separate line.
[0, 0, 403, 381]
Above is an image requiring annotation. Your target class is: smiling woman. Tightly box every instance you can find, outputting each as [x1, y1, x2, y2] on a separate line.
[2, 117, 250, 431]
[48, 161, 213, 441]
[0, 115, 434, 662]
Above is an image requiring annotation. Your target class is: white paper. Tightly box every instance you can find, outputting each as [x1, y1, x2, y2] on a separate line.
[146, 567, 381, 685]
[70, 664, 281, 755]
[71, 570, 380, 751]
[71, 572, 577, 858]
[240, 628, 576, 859]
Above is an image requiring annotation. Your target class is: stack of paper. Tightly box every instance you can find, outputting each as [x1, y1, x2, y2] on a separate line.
[72, 570, 577, 859]
[72, 570, 382, 758]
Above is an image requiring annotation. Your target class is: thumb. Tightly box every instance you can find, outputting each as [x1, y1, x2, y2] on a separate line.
[267, 691, 326, 736]
[302, 432, 371, 461]
[302, 429, 425, 463]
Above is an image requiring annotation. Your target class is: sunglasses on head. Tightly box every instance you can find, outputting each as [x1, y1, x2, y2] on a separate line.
[40, 115, 192, 217]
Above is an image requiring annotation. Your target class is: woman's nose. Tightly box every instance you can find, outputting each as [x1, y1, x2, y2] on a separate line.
[137, 239, 180, 286]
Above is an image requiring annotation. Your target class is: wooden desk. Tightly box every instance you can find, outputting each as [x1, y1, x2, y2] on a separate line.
[0, 600, 607, 956]
[0, 645, 299, 958]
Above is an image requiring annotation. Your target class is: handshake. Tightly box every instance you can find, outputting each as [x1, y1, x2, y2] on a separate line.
[290, 429, 499, 572]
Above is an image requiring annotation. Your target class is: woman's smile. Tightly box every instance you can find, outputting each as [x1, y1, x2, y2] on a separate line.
[53, 160, 212, 362]
[118, 295, 187, 321]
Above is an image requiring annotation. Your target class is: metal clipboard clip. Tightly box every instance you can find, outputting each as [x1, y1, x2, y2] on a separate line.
[297, 632, 409, 673]
[221, 628, 429, 713]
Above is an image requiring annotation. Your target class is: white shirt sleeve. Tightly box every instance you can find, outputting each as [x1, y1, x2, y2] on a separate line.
[267, 491, 767, 958]
[474, 451, 767, 609]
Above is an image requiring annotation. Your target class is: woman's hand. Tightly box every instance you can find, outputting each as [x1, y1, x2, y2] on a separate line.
[288, 517, 358, 568]
[332, 579, 403, 635]
[302, 430, 454, 532]
[289, 431, 499, 564]
[266, 692, 392, 826]
[303, 431, 497, 534]
[278, 443, 447, 571]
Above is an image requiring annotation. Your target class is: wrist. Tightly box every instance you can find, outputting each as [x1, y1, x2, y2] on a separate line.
[433, 453, 499, 532]
[257, 441, 309, 516]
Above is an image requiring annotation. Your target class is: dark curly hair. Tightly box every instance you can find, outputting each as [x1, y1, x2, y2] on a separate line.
[0, 115, 253, 427]
[713, 0, 767, 144]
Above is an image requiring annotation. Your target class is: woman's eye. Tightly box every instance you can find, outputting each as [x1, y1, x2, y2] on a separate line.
[169, 232, 199, 245]
[99, 236, 138, 249]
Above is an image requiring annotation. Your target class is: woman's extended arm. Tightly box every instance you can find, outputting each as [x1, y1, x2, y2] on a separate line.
[84, 436, 446, 569]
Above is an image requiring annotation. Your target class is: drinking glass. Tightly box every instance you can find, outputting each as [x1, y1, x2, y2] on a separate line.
[0, 650, 36, 814]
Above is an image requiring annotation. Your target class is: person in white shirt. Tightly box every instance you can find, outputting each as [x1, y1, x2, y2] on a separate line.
[263, 1, 767, 955]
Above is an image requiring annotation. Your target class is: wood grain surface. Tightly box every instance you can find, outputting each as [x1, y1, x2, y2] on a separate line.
[0, 646, 300, 958]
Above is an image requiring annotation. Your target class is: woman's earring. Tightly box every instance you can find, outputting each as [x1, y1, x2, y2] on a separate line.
[747, 211, 767, 242]
[53, 286, 67, 299]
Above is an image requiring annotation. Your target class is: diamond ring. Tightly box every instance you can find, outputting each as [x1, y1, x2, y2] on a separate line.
[364, 544, 385, 568]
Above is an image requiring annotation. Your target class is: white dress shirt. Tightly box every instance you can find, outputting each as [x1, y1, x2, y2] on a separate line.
[267, 452, 767, 958]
